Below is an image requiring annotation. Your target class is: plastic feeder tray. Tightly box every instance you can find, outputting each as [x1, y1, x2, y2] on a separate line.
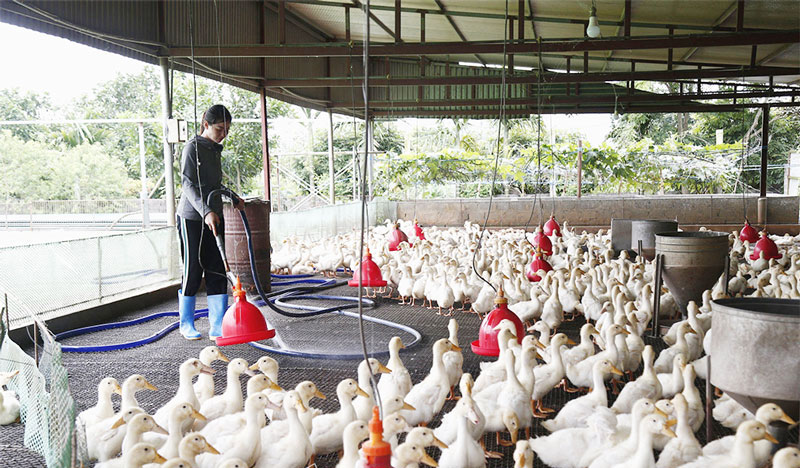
[388, 224, 409, 251]
[739, 219, 759, 243]
[413, 219, 426, 241]
[750, 232, 781, 261]
[471, 287, 524, 356]
[526, 250, 553, 282]
[544, 215, 562, 237]
[216, 278, 275, 346]
[348, 249, 388, 288]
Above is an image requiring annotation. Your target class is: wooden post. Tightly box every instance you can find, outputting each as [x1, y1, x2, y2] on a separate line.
[259, 88, 273, 207]
[328, 109, 335, 205]
[577, 139, 583, 198]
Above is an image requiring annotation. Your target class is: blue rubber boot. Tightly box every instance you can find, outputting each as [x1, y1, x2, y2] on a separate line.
[178, 290, 201, 340]
[207, 294, 228, 340]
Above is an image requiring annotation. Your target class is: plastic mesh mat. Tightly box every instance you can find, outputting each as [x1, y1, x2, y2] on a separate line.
[0, 316, 75, 468]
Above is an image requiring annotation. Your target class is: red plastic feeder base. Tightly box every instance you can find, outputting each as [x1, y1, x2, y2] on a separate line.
[471, 294, 524, 356]
[348, 249, 387, 288]
[216, 277, 276, 346]
[216, 328, 275, 347]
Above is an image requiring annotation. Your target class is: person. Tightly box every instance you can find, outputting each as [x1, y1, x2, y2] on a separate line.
[176, 104, 244, 340]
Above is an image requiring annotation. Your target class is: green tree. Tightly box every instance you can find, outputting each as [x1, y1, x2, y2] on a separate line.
[0, 88, 53, 141]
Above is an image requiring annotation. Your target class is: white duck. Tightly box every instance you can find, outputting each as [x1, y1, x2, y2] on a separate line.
[354, 358, 392, 422]
[677, 420, 777, 468]
[774, 447, 800, 468]
[401, 338, 461, 427]
[196, 394, 268, 468]
[111, 413, 168, 461]
[656, 394, 702, 468]
[174, 432, 219, 467]
[151, 403, 206, 460]
[513, 440, 534, 468]
[438, 406, 485, 468]
[435, 373, 485, 446]
[531, 333, 570, 417]
[561, 323, 601, 368]
[154, 359, 214, 431]
[377, 337, 413, 402]
[194, 346, 230, 405]
[383, 412, 411, 452]
[680, 364, 704, 432]
[654, 322, 696, 373]
[609, 414, 675, 468]
[393, 441, 439, 468]
[255, 391, 311, 468]
[95, 443, 165, 468]
[0, 387, 20, 425]
[334, 420, 370, 468]
[442, 319, 464, 400]
[91, 408, 144, 462]
[196, 358, 253, 428]
[542, 359, 623, 432]
[530, 409, 622, 468]
[310, 378, 369, 456]
[472, 326, 517, 394]
[250, 356, 280, 391]
[541, 281, 564, 330]
[565, 324, 628, 389]
[657, 354, 687, 399]
[77, 377, 122, 429]
[611, 345, 662, 413]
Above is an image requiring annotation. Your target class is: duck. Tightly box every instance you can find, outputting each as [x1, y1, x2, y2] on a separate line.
[196, 394, 268, 468]
[513, 440, 534, 468]
[702, 403, 795, 466]
[87, 375, 155, 461]
[255, 391, 311, 468]
[0, 369, 18, 389]
[95, 443, 165, 468]
[677, 420, 777, 468]
[334, 420, 370, 468]
[0, 387, 20, 425]
[656, 394, 702, 468]
[435, 373, 485, 446]
[654, 322, 696, 373]
[657, 354, 687, 399]
[109, 413, 168, 462]
[542, 359, 623, 432]
[354, 358, 392, 421]
[268, 380, 324, 435]
[530, 408, 622, 468]
[196, 358, 253, 428]
[680, 364, 704, 432]
[587, 399, 668, 468]
[174, 433, 219, 467]
[154, 359, 214, 431]
[400, 426, 448, 465]
[773, 447, 800, 468]
[90, 408, 145, 462]
[541, 281, 564, 330]
[77, 377, 122, 430]
[382, 412, 411, 452]
[392, 441, 439, 468]
[250, 356, 280, 391]
[610, 414, 675, 468]
[611, 345, 662, 413]
[473, 325, 517, 394]
[561, 323, 601, 368]
[565, 324, 628, 389]
[401, 338, 461, 427]
[194, 346, 230, 405]
[437, 401, 484, 468]
[509, 295, 542, 327]
[442, 319, 464, 401]
[377, 337, 413, 402]
[309, 378, 368, 456]
[150, 403, 206, 460]
[531, 333, 570, 417]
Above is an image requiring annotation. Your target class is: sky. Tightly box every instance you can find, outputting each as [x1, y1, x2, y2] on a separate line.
[0, 21, 612, 145]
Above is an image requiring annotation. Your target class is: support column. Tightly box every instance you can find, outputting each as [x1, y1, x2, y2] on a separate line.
[138, 122, 150, 228]
[759, 105, 770, 224]
[367, 118, 375, 201]
[577, 139, 583, 198]
[159, 58, 175, 227]
[259, 88, 273, 208]
[328, 110, 336, 205]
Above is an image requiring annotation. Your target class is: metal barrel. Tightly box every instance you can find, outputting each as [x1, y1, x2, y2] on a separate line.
[655, 231, 728, 316]
[710, 298, 800, 425]
[611, 218, 633, 255]
[223, 199, 271, 293]
[631, 219, 678, 259]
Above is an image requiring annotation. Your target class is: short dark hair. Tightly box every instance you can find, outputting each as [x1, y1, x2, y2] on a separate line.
[203, 104, 232, 126]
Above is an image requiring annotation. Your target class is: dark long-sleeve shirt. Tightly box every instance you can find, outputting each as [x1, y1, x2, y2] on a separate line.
[176, 135, 224, 221]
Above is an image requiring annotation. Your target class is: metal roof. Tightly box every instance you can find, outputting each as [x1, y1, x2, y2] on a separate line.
[1, 0, 799, 118]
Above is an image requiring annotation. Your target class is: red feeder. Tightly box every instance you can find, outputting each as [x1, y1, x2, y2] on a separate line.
[749, 231, 782, 261]
[348, 248, 388, 288]
[526, 249, 553, 282]
[471, 287, 524, 356]
[739, 219, 759, 243]
[361, 406, 392, 468]
[215, 277, 275, 347]
[544, 215, 562, 237]
[388, 223, 409, 251]
[532, 226, 553, 256]
[413, 219, 426, 241]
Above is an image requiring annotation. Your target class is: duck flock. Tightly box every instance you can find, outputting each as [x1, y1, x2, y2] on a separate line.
[4, 219, 799, 468]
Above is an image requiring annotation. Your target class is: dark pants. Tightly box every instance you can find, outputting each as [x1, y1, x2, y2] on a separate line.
[177, 215, 227, 296]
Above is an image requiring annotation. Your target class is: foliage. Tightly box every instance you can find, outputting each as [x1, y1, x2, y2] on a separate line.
[0, 88, 53, 141]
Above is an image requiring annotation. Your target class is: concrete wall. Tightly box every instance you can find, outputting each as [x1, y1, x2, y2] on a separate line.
[396, 195, 799, 228]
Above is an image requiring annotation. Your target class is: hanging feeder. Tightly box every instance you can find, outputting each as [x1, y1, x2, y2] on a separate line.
[532, 226, 553, 256]
[526, 248, 553, 282]
[348, 248, 388, 288]
[215, 277, 276, 346]
[750, 231, 782, 261]
[471, 286, 524, 356]
[388, 223, 409, 251]
[413, 218, 426, 241]
[543, 215, 562, 237]
[739, 219, 759, 243]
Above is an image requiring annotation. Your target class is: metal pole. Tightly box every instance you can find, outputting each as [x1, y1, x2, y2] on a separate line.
[651, 253, 663, 337]
[159, 58, 176, 227]
[138, 122, 150, 228]
[577, 139, 583, 198]
[352, 152, 358, 202]
[759, 105, 770, 198]
[260, 88, 273, 207]
[328, 110, 336, 205]
[706, 357, 713, 444]
[367, 119, 375, 201]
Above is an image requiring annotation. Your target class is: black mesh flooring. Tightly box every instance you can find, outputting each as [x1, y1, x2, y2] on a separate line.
[2, 277, 794, 467]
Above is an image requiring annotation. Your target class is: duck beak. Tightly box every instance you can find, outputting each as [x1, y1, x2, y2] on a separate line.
[519, 454, 527, 467]
[421, 453, 438, 467]
[764, 432, 779, 444]
[314, 389, 327, 400]
[111, 417, 125, 429]
[780, 414, 796, 426]
[355, 386, 370, 398]
[402, 401, 416, 411]
[665, 419, 677, 427]
[433, 435, 448, 449]
[193, 409, 207, 421]
[218, 351, 231, 363]
[451, 344, 462, 352]
[153, 423, 169, 435]
[620, 328, 631, 335]
[248, 363, 260, 371]
[510, 428, 519, 444]
[661, 427, 677, 438]
[144, 379, 158, 391]
[566, 338, 578, 345]
[205, 443, 221, 455]
[113, 383, 123, 395]
[610, 365, 624, 376]
[655, 408, 668, 418]
[534, 341, 546, 350]
[153, 452, 167, 464]
[378, 363, 392, 374]
[269, 382, 284, 392]
[200, 364, 216, 375]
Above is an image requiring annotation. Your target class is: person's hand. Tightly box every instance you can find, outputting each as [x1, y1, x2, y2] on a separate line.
[234, 198, 245, 211]
[204, 212, 220, 236]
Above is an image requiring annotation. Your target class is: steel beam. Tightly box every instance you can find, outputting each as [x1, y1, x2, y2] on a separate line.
[367, 103, 757, 117]
[433, 0, 486, 66]
[681, 0, 738, 61]
[351, 0, 400, 42]
[166, 30, 800, 57]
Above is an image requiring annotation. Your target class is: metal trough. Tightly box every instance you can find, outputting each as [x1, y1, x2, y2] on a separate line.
[631, 219, 677, 260]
